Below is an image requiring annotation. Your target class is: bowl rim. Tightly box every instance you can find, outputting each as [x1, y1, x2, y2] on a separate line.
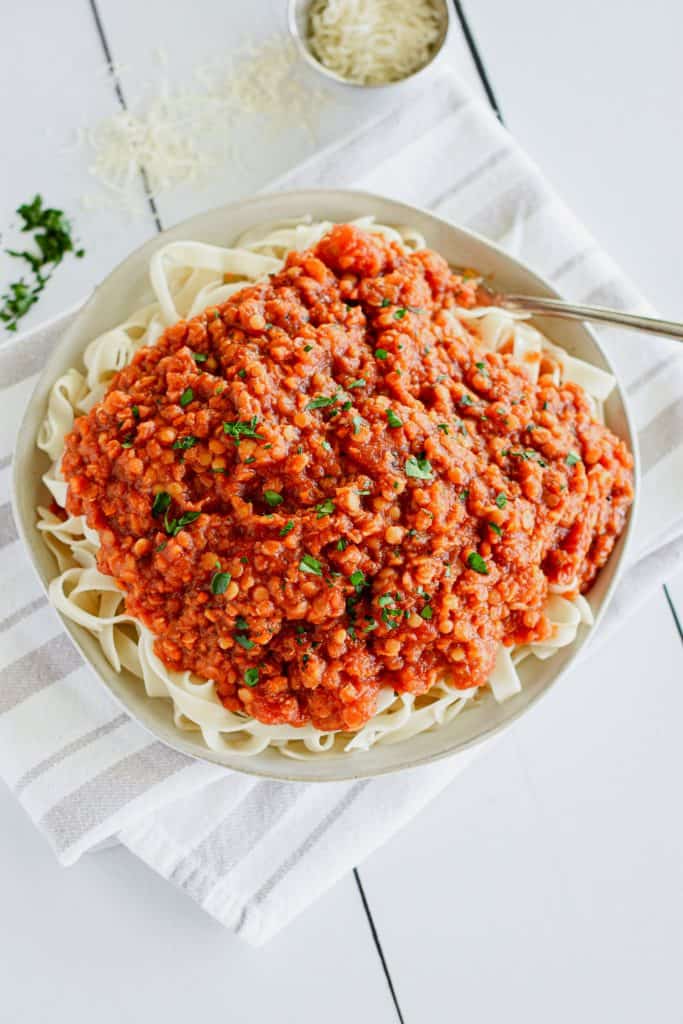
[286, 0, 452, 90]
[11, 187, 641, 782]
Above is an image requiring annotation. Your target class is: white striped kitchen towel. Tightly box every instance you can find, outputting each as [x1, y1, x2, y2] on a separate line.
[1, 72, 681, 946]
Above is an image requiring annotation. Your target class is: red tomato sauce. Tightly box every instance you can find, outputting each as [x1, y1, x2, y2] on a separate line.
[62, 225, 634, 731]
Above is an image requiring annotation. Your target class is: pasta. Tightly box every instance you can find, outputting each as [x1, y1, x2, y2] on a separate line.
[38, 217, 613, 760]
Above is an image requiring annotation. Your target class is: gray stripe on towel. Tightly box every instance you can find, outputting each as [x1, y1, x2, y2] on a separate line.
[462, 178, 549, 241]
[175, 781, 303, 904]
[0, 503, 19, 549]
[0, 633, 82, 715]
[235, 779, 370, 935]
[430, 145, 511, 211]
[639, 397, 683, 474]
[0, 311, 77, 392]
[15, 713, 129, 796]
[0, 596, 48, 635]
[41, 741, 191, 853]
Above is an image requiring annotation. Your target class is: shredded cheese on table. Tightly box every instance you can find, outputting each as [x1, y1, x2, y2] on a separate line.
[81, 36, 330, 214]
[308, 0, 443, 85]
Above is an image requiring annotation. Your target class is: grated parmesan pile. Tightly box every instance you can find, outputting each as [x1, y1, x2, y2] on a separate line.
[81, 36, 330, 214]
[307, 0, 443, 85]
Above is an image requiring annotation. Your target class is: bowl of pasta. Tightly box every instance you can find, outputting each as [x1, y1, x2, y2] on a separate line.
[12, 190, 638, 781]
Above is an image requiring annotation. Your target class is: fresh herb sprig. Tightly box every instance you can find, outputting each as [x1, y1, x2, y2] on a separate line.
[1, 195, 84, 333]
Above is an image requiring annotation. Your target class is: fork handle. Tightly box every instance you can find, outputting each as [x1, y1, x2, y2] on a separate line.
[502, 295, 683, 341]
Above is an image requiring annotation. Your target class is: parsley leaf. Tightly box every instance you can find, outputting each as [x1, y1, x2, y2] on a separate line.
[279, 520, 294, 537]
[374, 348, 389, 360]
[467, 551, 489, 575]
[306, 394, 337, 410]
[566, 451, 581, 466]
[151, 491, 171, 517]
[172, 435, 197, 450]
[405, 455, 433, 480]
[179, 387, 194, 407]
[244, 668, 259, 687]
[210, 571, 231, 595]
[263, 490, 283, 507]
[315, 499, 335, 519]
[299, 554, 322, 576]
[495, 492, 507, 509]
[223, 417, 262, 441]
[386, 409, 402, 428]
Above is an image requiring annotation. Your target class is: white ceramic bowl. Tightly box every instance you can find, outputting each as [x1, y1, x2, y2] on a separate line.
[12, 190, 639, 782]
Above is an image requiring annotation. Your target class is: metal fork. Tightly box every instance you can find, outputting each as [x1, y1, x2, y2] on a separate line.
[499, 294, 683, 341]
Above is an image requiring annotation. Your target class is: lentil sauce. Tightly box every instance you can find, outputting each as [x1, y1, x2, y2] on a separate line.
[62, 225, 634, 732]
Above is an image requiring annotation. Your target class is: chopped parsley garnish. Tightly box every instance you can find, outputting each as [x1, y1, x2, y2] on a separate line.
[131, 405, 140, 420]
[336, 538, 348, 551]
[349, 570, 367, 591]
[459, 394, 474, 407]
[121, 433, 135, 448]
[542, 400, 549, 410]
[566, 451, 581, 466]
[243, 456, 256, 464]
[394, 308, 408, 319]
[303, 344, 313, 352]
[341, 400, 352, 412]
[315, 499, 335, 519]
[321, 440, 332, 452]
[306, 394, 337, 410]
[405, 455, 433, 480]
[155, 541, 167, 553]
[475, 361, 489, 375]
[437, 423, 449, 434]
[378, 594, 393, 607]
[299, 554, 322, 576]
[244, 668, 259, 687]
[374, 348, 389, 360]
[240, 556, 248, 565]
[352, 415, 363, 435]
[380, 298, 391, 308]
[263, 489, 283, 507]
[1, 194, 84, 332]
[459, 489, 469, 502]
[223, 416, 262, 442]
[163, 510, 201, 537]
[152, 491, 171, 517]
[210, 571, 231, 595]
[235, 616, 249, 631]
[235, 634, 255, 651]
[192, 351, 208, 363]
[488, 522, 502, 536]
[495, 492, 507, 509]
[279, 520, 294, 537]
[419, 605, 433, 620]
[179, 387, 194, 408]
[386, 409, 402, 428]
[172, 435, 197, 450]
[347, 378, 365, 389]
[237, 369, 247, 379]
[467, 551, 489, 575]
[363, 619, 378, 633]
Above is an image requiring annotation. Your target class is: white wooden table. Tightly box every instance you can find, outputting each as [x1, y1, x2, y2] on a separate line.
[2, 2, 682, 1021]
